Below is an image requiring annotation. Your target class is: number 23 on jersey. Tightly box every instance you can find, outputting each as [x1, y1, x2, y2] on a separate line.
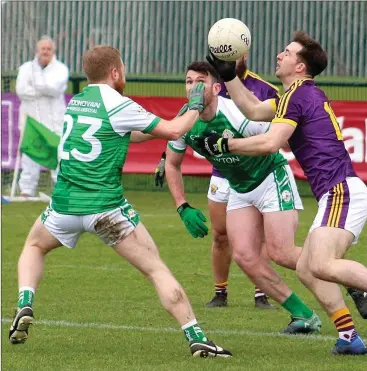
[60, 114, 102, 162]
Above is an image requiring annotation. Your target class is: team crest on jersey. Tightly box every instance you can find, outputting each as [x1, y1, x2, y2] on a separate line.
[40, 205, 51, 223]
[222, 129, 234, 139]
[281, 190, 291, 203]
[210, 184, 218, 195]
[128, 208, 137, 218]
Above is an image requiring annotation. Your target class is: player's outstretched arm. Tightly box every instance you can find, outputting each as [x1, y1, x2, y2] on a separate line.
[151, 110, 199, 140]
[130, 132, 157, 143]
[225, 79, 276, 122]
[150, 83, 205, 140]
[165, 147, 208, 238]
[196, 123, 295, 157]
[206, 52, 275, 121]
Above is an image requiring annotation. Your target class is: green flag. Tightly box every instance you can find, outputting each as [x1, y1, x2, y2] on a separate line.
[20, 116, 60, 170]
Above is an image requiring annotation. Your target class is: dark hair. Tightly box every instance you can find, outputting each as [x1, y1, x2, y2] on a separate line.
[186, 61, 220, 82]
[293, 31, 328, 78]
[83, 45, 122, 82]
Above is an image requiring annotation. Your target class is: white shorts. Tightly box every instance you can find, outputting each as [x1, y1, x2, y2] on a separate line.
[227, 165, 303, 213]
[207, 176, 230, 203]
[309, 177, 367, 244]
[41, 200, 140, 248]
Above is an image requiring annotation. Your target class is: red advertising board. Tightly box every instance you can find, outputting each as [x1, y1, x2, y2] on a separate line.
[127, 97, 367, 181]
[2, 94, 366, 180]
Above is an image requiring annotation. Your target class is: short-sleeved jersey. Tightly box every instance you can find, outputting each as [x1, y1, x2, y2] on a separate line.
[52, 84, 161, 215]
[168, 96, 287, 193]
[271, 78, 356, 201]
[214, 70, 280, 178]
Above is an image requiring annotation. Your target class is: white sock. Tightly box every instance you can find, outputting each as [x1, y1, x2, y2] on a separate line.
[181, 319, 197, 330]
[19, 286, 35, 294]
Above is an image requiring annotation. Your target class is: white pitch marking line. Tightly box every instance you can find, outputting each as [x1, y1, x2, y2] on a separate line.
[1, 262, 300, 280]
[1, 318, 354, 342]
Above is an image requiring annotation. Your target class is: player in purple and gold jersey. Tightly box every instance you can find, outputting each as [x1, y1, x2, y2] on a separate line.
[206, 55, 280, 308]
[201, 31, 367, 355]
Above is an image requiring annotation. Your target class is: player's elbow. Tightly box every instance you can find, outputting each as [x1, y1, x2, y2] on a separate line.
[262, 135, 282, 154]
[166, 131, 181, 141]
[266, 141, 280, 154]
[246, 109, 259, 121]
[151, 122, 182, 140]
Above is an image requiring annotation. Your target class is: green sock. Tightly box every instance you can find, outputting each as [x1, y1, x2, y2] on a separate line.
[18, 288, 35, 309]
[182, 320, 208, 343]
[281, 292, 313, 318]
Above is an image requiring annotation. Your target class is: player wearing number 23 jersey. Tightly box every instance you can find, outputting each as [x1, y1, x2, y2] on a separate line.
[52, 84, 160, 216]
[10, 47, 233, 358]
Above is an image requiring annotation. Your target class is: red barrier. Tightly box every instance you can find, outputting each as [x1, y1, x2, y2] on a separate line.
[3, 93, 365, 179]
[279, 101, 367, 181]
[126, 97, 367, 181]
[125, 96, 212, 175]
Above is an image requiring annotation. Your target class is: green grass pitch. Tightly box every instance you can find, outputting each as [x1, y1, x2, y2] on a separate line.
[2, 191, 367, 370]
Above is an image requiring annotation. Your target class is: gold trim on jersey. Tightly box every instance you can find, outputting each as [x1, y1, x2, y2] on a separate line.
[276, 80, 304, 119]
[269, 98, 277, 113]
[243, 70, 249, 80]
[271, 118, 298, 127]
[277, 78, 314, 118]
[327, 183, 345, 228]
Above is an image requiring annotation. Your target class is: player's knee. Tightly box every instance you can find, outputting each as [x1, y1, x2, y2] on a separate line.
[308, 260, 336, 281]
[143, 260, 169, 281]
[232, 249, 260, 276]
[295, 257, 307, 279]
[212, 229, 228, 248]
[25, 242, 53, 256]
[266, 242, 294, 269]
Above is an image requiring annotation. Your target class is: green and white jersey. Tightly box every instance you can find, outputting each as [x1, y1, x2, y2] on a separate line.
[168, 96, 287, 193]
[52, 84, 161, 215]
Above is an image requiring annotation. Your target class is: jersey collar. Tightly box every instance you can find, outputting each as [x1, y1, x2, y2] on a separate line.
[287, 77, 314, 91]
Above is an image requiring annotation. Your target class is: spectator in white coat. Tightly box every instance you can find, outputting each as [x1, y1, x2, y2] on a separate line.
[16, 35, 69, 196]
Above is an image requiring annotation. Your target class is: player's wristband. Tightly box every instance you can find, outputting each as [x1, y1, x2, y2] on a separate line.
[222, 70, 236, 82]
[177, 202, 191, 215]
[218, 138, 230, 153]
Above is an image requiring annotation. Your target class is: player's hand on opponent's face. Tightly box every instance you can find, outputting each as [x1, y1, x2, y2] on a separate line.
[206, 52, 236, 82]
[195, 133, 230, 156]
[177, 202, 208, 238]
[187, 82, 205, 113]
[154, 151, 166, 188]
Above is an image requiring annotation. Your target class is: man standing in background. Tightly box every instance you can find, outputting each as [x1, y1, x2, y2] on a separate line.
[16, 35, 69, 197]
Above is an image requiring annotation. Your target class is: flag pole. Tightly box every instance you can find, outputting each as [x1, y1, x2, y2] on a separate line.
[10, 117, 27, 198]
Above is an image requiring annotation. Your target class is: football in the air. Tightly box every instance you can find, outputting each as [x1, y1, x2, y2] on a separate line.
[207, 18, 251, 61]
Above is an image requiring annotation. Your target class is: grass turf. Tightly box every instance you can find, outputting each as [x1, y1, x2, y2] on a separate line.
[2, 191, 367, 370]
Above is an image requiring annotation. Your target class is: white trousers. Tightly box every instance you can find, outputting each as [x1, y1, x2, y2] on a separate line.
[18, 154, 57, 196]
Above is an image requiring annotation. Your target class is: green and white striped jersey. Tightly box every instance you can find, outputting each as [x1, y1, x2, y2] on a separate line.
[52, 84, 160, 215]
[169, 96, 287, 193]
